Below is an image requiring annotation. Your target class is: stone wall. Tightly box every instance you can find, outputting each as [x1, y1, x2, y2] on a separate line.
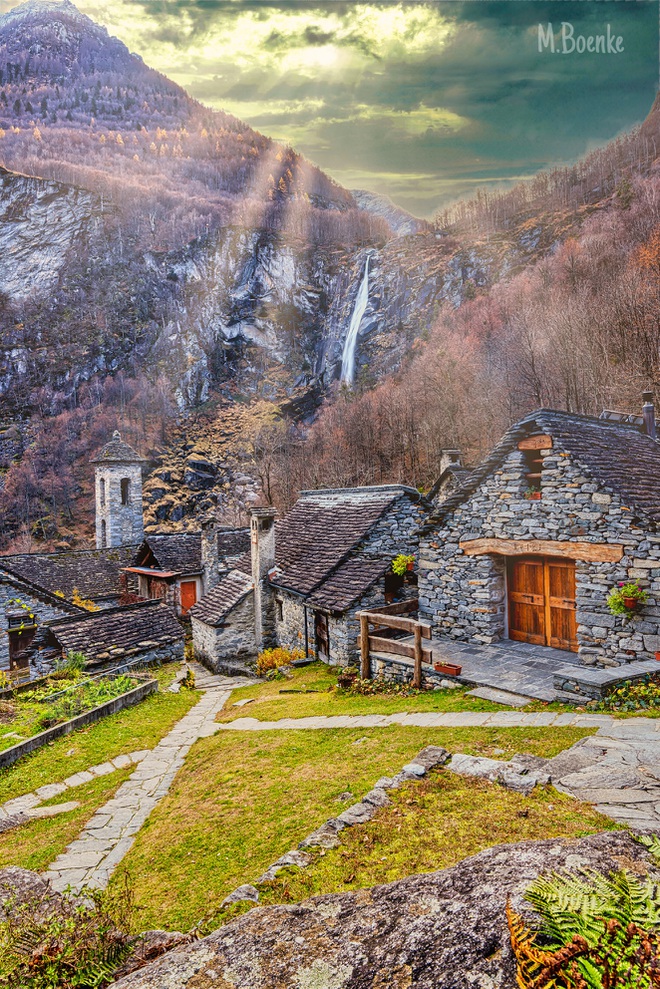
[95, 463, 144, 549]
[0, 580, 72, 674]
[419, 444, 660, 667]
[273, 490, 427, 666]
[191, 595, 256, 672]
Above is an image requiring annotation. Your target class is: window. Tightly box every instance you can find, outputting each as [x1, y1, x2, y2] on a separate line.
[522, 449, 542, 496]
[276, 599, 283, 622]
[101, 520, 107, 548]
[99, 477, 106, 507]
[120, 478, 131, 505]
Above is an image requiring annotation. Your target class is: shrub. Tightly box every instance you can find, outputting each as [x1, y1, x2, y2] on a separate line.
[0, 671, 9, 691]
[63, 651, 87, 675]
[256, 647, 304, 677]
[180, 667, 196, 690]
[342, 675, 422, 697]
[336, 665, 359, 690]
[0, 877, 135, 988]
[597, 672, 660, 712]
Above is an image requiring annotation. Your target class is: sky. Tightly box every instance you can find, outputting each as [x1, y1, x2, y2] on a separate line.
[3, 0, 659, 215]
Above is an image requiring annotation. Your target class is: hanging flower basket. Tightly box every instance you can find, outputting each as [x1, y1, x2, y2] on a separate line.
[607, 582, 648, 618]
[392, 554, 414, 577]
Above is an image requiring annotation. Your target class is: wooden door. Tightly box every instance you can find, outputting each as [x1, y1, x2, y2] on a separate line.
[180, 580, 197, 615]
[314, 611, 329, 661]
[508, 557, 577, 652]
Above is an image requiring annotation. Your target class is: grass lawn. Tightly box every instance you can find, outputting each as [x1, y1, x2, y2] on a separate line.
[0, 768, 134, 873]
[112, 723, 596, 933]
[217, 663, 508, 721]
[258, 768, 618, 909]
[0, 667, 197, 805]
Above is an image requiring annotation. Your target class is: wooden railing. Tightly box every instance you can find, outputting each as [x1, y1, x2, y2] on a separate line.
[357, 599, 432, 689]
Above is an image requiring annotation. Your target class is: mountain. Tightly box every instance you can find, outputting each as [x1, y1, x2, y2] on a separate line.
[0, 0, 657, 548]
[351, 190, 430, 238]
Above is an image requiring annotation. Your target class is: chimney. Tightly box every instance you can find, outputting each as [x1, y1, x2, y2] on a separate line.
[250, 507, 277, 651]
[439, 449, 461, 475]
[643, 391, 657, 440]
[201, 519, 220, 594]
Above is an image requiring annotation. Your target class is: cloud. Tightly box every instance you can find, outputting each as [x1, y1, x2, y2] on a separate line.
[2, 0, 657, 215]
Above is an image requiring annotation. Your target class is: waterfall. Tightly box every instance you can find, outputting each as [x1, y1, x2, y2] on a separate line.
[340, 255, 371, 386]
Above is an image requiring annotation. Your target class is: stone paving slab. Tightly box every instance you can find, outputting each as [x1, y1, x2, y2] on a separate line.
[45, 685, 231, 893]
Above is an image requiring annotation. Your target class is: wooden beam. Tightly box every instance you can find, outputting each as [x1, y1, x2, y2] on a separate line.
[361, 612, 417, 634]
[360, 613, 371, 680]
[459, 538, 623, 563]
[518, 434, 553, 450]
[368, 635, 433, 663]
[413, 624, 423, 690]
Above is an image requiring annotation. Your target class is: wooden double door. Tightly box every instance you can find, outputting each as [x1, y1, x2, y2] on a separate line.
[508, 556, 578, 652]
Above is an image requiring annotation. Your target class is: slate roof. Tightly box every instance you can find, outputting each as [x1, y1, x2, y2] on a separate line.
[189, 570, 253, 626]
[43, 600, 183, 665]
[0, 569, 82, 614]
[91, 430, 145, 464]
[423, 408, 660, 531]
[307, 556, 391, 612]
[135, 533, 203, 575]
[270, 486, 418, 599]
[134, 529, 249, 577]
[2, 545, 139, 601]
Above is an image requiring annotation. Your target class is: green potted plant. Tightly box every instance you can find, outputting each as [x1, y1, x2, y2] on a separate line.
[607, 581, 649, 617]
[523, 487, 541, 501]
[392, 553, 414, 576]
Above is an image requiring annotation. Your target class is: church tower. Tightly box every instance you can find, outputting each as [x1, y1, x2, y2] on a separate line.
[92, 431, 145, 548]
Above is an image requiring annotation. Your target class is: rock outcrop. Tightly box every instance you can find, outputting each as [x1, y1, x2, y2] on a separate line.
[110, 831, 652, 988]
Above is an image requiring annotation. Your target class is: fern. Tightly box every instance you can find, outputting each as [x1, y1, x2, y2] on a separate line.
[508, 854, 660, 989]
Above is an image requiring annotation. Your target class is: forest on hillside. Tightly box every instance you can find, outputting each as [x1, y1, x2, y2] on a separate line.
[262, 162, 660, 509]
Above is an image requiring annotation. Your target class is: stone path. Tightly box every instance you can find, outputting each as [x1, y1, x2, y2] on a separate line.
[218, 711, 618, 730]
[45, 670, 236, 893]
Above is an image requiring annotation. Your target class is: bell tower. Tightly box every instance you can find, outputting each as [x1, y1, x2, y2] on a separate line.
[92, 430, 145, 548]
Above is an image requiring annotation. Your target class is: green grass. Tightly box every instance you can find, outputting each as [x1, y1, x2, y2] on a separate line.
[258, 769, 618, 910]
[218, 663, 509, 721]
[0, 676, 197, 805]
[112, 724, 595, 932]
[0, 768, 134, 873]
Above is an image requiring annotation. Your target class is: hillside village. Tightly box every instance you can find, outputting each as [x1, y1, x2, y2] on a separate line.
[1, 1, 660, 986]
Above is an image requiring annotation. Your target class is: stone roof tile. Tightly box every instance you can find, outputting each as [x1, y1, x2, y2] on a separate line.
[2, 545, 139, 601]
[44, 600, 183, 664]
[423, 408, 660, 530]
[189, 570, 253, 626]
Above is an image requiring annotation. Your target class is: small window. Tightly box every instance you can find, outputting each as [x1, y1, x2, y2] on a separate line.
[276, 599, 283, 622]
[522, 449, 542, 497]
[99, 477, 106, 507]
[101, 520, 107, 548]
[121, 478, 131, 505]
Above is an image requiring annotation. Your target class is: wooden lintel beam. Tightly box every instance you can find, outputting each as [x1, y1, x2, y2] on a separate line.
[518, 434, 553, 450]
[459, 538, 623, 563]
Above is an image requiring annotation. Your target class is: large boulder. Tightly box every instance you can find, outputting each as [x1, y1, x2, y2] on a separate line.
[111, 831, 652, 988]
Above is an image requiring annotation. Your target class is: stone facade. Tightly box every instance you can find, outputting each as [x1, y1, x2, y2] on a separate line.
[191, 595, 256, 673]
[0, 578, 74, 675]
[93, 431, 145, 549]
[419, 424, 660, 667]
[274, 490, 426, 667]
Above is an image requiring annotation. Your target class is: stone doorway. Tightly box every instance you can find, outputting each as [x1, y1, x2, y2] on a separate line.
[507, 556, 577, 652]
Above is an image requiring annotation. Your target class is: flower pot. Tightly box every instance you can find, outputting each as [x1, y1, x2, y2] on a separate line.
[406, 561, 414, 571]
[434, 662, 462, 676]
[623, 597, 639, 610]
[527, 491, 541, 501]
[655, 651, 660, 662]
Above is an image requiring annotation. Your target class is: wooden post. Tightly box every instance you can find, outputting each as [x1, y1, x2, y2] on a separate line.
[412, 622, 423, 689]
[360, 613, 371, 680]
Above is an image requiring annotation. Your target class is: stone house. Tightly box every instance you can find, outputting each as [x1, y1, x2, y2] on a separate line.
[3, 546, 139, 609]
[125, 526, 249, 617]
[31, 600, 184, 671]
[191, 485, 429, 671]
[0, 569, 82, 677]
[189, 570, 254, 674]
[418, 402, 660, 668]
